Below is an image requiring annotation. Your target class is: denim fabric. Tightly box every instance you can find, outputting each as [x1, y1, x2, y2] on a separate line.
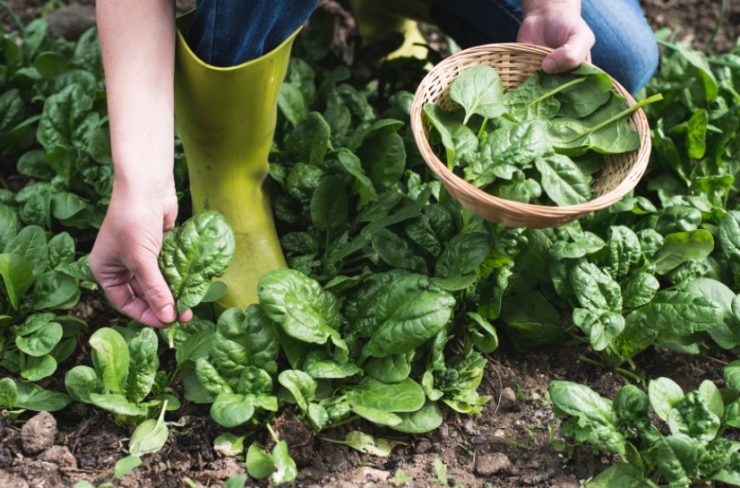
[429, 0, 659, 93]
[186, 0, 658, 92]
[186, 0, 318, 67]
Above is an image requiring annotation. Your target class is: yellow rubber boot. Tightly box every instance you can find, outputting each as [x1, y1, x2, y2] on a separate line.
[349, 0, 430, 60]
[174, 14, 296, 310]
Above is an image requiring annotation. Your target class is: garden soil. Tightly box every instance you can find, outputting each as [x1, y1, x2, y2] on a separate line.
[0, 1, 738, 487]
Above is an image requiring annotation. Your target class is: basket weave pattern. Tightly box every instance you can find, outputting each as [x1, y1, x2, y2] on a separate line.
[410, 43, 652, 228]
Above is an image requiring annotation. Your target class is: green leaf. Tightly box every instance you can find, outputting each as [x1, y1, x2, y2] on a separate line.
[15, 316, 62, 357]
[195, 358, 232, 397]
[725, 361, 740, 391]
[258, 269, 343, 347]
[549, 381, 625, 455]
[200, 281, 228, 303]
[47, 232, 75, 269]
[15, 382, 71, 411]
[348, 378, 425, 414]
[423, 104, 478, 166]
[667, 391, 721, 442]
[89, 328, 130, 394]
[270, 440, 297, 486]
[357, 129, 406, 190]
[541, 64, 613, 118]
[304, 351, 361, 380]
[20, 354, 57, 381]
[4, 225, 47, 278]
[653, 230, 714, 274]
[285, 111, 331, 165]
[685, 109, 708, 159]
[655, 435, 703, 487]
[366, 353, 413, 383]
[158, 211, 236, 313]
[32, 271, 80, 310]
[89, 393, 147, 417]
[585, 464, 650, 488]
[311, 174, 350, 231]
[278, 370, 316, 411]
[535, 153, 591, 205]
[214, 433, 245, 457]
[129, 403, 169, 455]
[210, 393, 255, 428]
[503, 71, 562, 121]
[449, 65, 506, 123]
[572, 308, 625, 352]
[435, 233, 492, 278]
[65, 365, 104, 403]
[333, 431, 393, 457]
[622, 272, 660, 309]
[391, 401, 444, 434]
[246, 443, 275, 480]
[0, 253, 33, 309]
[648, 378, 684, 421]
[0, 377, 18, 408]
[125, 328, 159, 403]
[570, 261, 622, 312]
[211, 305, 279, 377]
[362, 273, 455, 358]
[114, 455, 142, 479]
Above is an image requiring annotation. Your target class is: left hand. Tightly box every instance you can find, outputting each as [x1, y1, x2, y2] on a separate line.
[517, 2, 595, 73]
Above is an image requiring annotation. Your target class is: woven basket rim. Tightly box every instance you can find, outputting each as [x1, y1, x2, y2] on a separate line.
[410, 42, 652, 220]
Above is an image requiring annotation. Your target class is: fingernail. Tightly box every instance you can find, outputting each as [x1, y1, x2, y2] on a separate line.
[161, 304, 176, 323]
[543, 58, 556, 72]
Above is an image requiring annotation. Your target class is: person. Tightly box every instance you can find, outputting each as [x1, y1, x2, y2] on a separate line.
[90, 0, 659, 328]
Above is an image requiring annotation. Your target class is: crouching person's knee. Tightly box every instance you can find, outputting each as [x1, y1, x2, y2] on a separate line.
[586, 3, 660, 93]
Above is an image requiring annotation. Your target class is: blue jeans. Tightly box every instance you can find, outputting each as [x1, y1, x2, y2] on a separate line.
[186, 0, 658, 93]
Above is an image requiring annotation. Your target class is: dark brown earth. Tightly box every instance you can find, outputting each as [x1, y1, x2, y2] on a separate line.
[0, 1, 737, 487]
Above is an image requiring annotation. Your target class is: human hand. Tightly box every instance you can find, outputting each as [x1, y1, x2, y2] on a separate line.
[90, 183, 192, 327]
[518, 0, 595, 73]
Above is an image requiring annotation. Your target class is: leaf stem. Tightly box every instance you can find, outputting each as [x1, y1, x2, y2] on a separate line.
[0, 0, 24, 31]
[266, 423, 280, 443]
[566, 93, 664, 143]
[529, 77, 587, 106]
[704, 0, 727, 53]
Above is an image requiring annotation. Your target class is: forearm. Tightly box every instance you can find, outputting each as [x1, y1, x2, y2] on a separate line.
[97, 0, 176, 196]
[522, 0, 581, 15]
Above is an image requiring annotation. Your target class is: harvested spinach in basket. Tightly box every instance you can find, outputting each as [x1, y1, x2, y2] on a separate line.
[424, 65, 662, 206]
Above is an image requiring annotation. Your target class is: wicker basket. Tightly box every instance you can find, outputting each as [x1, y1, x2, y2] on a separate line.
[410, 43, 652, 228]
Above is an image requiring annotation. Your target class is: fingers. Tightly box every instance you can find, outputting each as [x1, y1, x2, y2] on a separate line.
[542, 26, 595, 73]
[105, 281, 169, 328]
[129, 255, 178, 324]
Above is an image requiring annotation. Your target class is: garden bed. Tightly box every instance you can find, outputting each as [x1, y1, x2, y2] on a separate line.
[0, 1, 738, 488]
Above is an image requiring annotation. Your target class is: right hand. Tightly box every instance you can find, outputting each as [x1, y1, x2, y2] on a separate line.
[90, 184, 192, 327]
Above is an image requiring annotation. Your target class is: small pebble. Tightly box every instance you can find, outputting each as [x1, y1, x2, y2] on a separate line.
[551, 474, 580, 488]
[21, 412, 57, 455]
[39, 446, 77, 470]
[499, 387, 517, 409]
[0, 469, 28, 488]
[475, 452, 514, 476]
[493, 429, 506, 439]
[469, 434, 487, 446]
[349, 467, 390, 484]
[415, 438, 432, 453]
[463, 419, 480, 435]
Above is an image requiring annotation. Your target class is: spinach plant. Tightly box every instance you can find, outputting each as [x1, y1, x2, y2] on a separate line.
[550, 363, 740, 487]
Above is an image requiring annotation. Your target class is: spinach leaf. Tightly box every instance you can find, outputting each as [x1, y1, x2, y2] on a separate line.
[448, 65, 506, 123]
[258, 269, 344, 347]
[534, 153, 591, 206]
[159, 211, 236, 313]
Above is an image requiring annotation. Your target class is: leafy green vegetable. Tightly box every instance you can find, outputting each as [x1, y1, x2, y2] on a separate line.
[159, 211, 236, 312]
